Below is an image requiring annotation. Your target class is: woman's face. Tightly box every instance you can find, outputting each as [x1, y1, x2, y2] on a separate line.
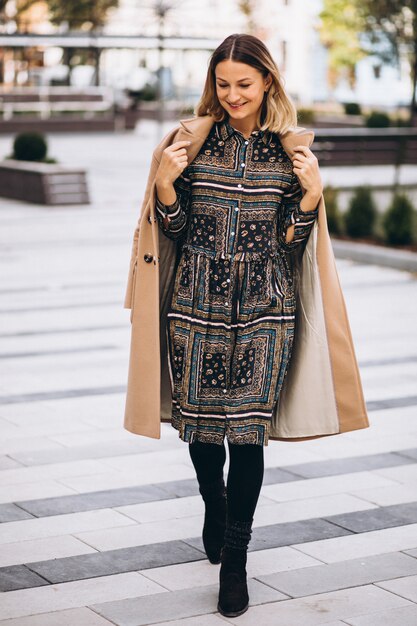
[215, 59, 271, 123]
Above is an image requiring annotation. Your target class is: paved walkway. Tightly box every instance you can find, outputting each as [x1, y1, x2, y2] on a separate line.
[0, 123, 417, 624]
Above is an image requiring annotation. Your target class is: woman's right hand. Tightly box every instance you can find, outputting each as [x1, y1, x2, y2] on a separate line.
[155, 140, 191, 186]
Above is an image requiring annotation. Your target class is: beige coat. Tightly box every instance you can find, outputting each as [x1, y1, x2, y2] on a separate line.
[123, 114, 370, 442]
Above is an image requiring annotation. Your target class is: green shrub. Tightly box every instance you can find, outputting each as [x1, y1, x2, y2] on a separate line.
[297, 108, 315, 124]
[365, 111, 391, 128]
[343, 102, 361, 116]
[382, 192, 415, 245]
[13, 132, 48, 162]
[344, 186, 377, 238]
[323, 185, 343, 234]
[180, 104, 195, 115]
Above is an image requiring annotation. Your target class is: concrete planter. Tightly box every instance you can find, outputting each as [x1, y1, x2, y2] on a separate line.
[0, 159, 90, 205]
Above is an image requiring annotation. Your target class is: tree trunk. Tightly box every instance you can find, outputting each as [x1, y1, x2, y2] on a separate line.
[410, 56, 417, 123]
[94, 48, 101, 86]
[410, 32, 417, 124]
[63, 47, 74, 86]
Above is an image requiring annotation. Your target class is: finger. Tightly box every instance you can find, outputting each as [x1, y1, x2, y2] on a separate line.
[292, 157, 305, 166]
[292, 166, 304, 176]
[168, 147, 188, 157]
[170, 140, 192, 149]
[293, 145, 309, 152]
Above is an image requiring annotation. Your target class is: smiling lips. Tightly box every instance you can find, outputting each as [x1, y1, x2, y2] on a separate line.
[227, 102, 247, 109]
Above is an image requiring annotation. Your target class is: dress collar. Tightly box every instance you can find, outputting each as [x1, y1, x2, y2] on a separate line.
[216, 116, 272, 146]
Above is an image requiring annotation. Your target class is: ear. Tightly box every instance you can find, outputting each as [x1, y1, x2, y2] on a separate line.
[264, 73, 273, 91]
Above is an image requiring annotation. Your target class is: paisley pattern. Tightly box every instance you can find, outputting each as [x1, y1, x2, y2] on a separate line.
[156, 117, 319, 446]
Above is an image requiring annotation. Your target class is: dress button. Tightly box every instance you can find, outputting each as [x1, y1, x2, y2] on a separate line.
[144, 253, 153, 263]
[237, 184, 242, 188]
[296, 218, 300, 222]
[235, 207, 239, 211]
[245, 140, 249, 145]
[240, 163, 245, 168]
[223, 389, 227, 393]
[226, 278, 230, 283]
[231, 231, 235, 235]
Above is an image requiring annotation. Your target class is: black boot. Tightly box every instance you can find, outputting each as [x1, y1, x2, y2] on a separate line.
[198, 477, 227, 564]
[217, 516, 252, 617]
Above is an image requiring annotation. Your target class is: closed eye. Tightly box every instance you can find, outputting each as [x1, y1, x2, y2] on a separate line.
[218, 84, 251, 88]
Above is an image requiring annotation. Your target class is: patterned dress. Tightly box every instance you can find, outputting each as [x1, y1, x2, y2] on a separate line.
[156, 117, 319, 446]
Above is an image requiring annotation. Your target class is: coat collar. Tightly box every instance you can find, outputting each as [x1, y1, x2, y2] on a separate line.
[179, 114, 315, 156]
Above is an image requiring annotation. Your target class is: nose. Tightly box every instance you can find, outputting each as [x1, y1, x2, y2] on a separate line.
[228, 91, 242, 103]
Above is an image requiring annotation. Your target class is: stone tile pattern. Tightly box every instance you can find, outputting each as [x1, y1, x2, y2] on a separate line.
[0, 122, 417, 624]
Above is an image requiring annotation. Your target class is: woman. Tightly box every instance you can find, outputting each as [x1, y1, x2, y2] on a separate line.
[153, 33, 323, 617]
[124, 30, 369, 619]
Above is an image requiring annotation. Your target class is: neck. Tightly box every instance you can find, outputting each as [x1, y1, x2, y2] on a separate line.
[227, 113, 260, 139]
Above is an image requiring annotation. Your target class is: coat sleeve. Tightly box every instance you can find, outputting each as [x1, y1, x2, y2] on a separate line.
[155, 167, 191, 240]
[124, 153, 161, 309]
[278, 171, 319, 252]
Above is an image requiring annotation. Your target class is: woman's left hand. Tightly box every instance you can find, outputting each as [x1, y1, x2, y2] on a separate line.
[291, 145, 323, 196]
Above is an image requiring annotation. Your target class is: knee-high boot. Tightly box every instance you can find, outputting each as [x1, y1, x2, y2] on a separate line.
[198, 476, 227, 564]
[217, 514, 253, 617]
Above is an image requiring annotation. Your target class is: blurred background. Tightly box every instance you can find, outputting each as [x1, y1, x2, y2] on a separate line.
[0, 0, 413, 124]
[1, 0, 417, 246]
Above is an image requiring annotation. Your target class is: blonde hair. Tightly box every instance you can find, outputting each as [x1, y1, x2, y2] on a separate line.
[195, 33, 298, 136]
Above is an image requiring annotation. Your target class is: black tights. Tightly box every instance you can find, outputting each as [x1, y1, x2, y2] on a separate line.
[188, 439, 264, 522]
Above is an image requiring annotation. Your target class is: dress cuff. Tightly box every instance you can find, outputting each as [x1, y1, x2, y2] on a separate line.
[288, 202, 319, 225]
[155, 195, 179, 215]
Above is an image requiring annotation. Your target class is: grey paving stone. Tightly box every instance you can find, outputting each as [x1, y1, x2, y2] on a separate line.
[26, 541, 205, 585]
[0, 345, 117, 360]
[324, 506, 416, 533]
[325, 501, 417, 533]
[17, 484, 173, 517]
[357, 452, 416, 470]
[386, 501, 417, 524]
[366, 395, 417, 411]
[0, 455, 23, 470]
[0, 607, 115, 625]
[2, 301, 120, 314]
[9, 450, 414, 519]
[0, 385, 125, 405]
[185, 518, 352, 554]
[287, 452, 413, 479]
[345, 604, 417, 626]
[157, 478, 200, 498]
[359, 355, 417, 367]
[263, 467, 304, 484]
[0, 323, 124, 339]
[0, 565, 49, 592]
[256, 551, 417, 598]
[404, 547, 417, 558]
[396, 447, 417, 462]
[248, 518, 352, 551]
[10, 440, 151, 466]
[91, 579, 286, 626]
[0, 503, 34, 523]
[376, 574, 417, 602]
